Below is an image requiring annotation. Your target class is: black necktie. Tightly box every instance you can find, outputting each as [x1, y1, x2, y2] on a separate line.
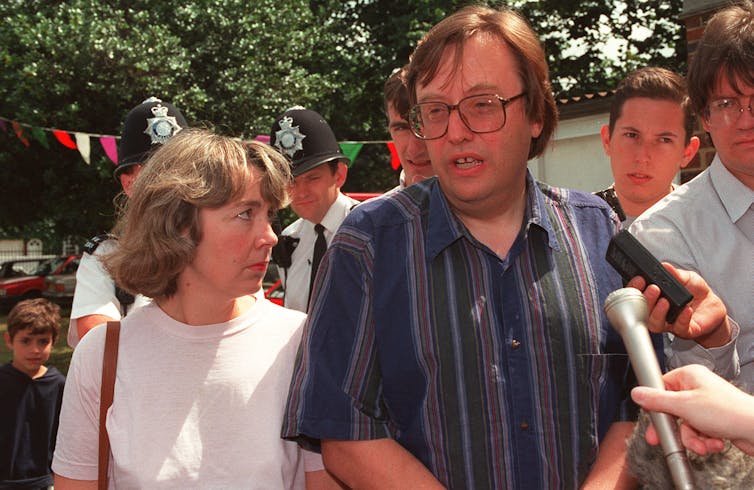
[308, 223, 327, 309]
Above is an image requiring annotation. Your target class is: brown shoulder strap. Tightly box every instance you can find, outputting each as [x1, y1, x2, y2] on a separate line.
[98, 321, 121, 490]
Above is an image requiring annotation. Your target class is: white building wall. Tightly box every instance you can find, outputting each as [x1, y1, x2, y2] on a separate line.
[528, 112, 613, 193]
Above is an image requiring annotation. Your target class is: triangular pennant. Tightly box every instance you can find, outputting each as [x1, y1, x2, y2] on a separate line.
[387, 141, 401, 170]
[31, 127, 49, 149]
[75, 133, 91, 164]
[339, 143, 363, 167]
[100, 136, 118, 164]
[53, 130, 77, 149]
[11, 121, 30, 147]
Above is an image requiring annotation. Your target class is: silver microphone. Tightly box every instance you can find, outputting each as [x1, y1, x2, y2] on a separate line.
[604, 287, 696, 490]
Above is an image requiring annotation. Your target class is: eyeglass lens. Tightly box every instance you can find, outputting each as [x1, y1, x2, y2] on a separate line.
[708, 96, 754, 126]
[411, 94, 513, 139]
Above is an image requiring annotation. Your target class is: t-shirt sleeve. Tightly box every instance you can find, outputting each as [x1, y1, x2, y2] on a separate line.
[52, 327, 107, 481]
[69, 248, 121, 347]
[282, 225, 391, 450]
[302, 448, 325, 472]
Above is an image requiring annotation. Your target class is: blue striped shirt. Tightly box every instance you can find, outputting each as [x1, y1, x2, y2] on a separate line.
[283, 174, 660, 489]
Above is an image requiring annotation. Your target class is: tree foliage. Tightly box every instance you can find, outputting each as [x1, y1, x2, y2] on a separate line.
[0, 0, 353, 248]
[511, 0, 686, 96]
[0, 0, 685, 249]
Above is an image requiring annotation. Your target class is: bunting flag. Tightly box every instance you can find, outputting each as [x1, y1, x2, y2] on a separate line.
[31, 127, 50, 149]
[100, 136, 118, 164]
[53, 130, 77, 149]
[1, 114, 401, 172]
[387, 141, 401, 170]
[339, 142, 363, 167]
[11, 121, 30, 147]
[74, 133, 91, 164]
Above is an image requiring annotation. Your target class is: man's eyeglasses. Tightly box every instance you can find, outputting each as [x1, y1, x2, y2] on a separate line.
[705, 96, 753, 126]
[409, 92, 527, 140]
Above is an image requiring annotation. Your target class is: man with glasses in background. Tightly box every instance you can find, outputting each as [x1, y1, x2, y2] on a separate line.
[283, 5, 732, 488]
[631, 1, 754, 390]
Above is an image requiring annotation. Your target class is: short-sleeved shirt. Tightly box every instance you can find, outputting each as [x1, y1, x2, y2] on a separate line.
[68, 238, 150, 347]
[277, 192, 359, 313]
[283, 174, 660, 489]
[0, 363, 65, 488]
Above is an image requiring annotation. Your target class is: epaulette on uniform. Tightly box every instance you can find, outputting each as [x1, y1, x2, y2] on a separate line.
[83, 234, 116, 255]
[594, 186, 627, 223]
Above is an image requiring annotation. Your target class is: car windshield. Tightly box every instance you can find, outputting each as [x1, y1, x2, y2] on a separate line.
[33, 258, 56, 276]
[4, 261, 38, 277]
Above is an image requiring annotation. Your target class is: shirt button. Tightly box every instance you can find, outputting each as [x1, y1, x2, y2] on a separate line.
[520, 420, 529, 431]
[511, 339, 521, 349]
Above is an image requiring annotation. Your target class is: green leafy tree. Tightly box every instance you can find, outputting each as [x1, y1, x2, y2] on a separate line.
[0, 0, 351, 244]
[510, 0, 686, 96]
[0, 0, 685, 247]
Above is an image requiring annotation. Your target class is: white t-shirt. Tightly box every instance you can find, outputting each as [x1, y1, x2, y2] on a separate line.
[68, 239, 150, 347]
[53, 298, 320, 488]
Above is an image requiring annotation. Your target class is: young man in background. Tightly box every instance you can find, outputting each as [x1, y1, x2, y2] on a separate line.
[596, 67, 699, 228]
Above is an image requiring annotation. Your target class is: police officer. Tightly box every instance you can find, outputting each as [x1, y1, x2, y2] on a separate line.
[68, 97, 187, 347]
[270, 107, 357, 313]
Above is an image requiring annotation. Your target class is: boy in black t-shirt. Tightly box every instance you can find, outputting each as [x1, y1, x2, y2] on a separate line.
[1, 298, 66, 489]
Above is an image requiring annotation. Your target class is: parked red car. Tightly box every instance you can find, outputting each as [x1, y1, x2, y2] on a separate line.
[264, 279, 284, 306]
[0, 255, 80, 311]
[343, 192, 382, 201]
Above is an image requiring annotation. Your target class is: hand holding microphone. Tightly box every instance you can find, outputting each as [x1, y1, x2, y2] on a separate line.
[606, 230, 732, 348]
[605, 287, 696, 490]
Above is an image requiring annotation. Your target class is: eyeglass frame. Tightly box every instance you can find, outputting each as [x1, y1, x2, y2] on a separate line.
[408, 92, 528, 140]
[704, 95, 754, 126]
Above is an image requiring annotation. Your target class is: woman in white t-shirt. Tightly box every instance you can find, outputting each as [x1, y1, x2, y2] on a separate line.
[52, 129, 337, 489]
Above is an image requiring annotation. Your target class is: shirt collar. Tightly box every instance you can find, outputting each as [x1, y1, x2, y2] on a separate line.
[426, 171, 558, 259]
[710, 154, 754, 222]
[398, 169, 407, 189]
[316, 192, 357, 233]
[525, 172, 560, 250]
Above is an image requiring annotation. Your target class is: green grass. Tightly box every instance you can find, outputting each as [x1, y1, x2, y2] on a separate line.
[0, 307, 74, 376]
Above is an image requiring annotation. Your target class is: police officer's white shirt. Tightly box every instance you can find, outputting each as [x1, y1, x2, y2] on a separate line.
[68, 239, 150, 347]
[277, 192, 359, 313]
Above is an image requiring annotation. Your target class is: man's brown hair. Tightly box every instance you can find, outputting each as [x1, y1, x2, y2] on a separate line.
[609, 67, 695, 143]
[384, 65, 410, 119]
[687, 0, 754, 116]
[405, 5, 557, 159]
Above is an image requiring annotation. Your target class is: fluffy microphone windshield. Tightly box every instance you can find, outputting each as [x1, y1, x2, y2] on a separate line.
[627, 410, 754, 489]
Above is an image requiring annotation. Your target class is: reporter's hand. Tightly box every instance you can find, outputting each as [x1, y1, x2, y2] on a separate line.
[627, 263, 730, 348]
[631, 365, 754, 456]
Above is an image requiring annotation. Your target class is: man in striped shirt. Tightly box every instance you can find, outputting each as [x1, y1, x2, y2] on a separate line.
[283, 5, 732, 489]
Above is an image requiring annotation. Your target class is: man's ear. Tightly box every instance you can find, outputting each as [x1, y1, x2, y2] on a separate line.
[335, 162, 348, 188]
[600, 125, 612, 156]
[4, 331, 12, 350]
[680, 136, 701, 169]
